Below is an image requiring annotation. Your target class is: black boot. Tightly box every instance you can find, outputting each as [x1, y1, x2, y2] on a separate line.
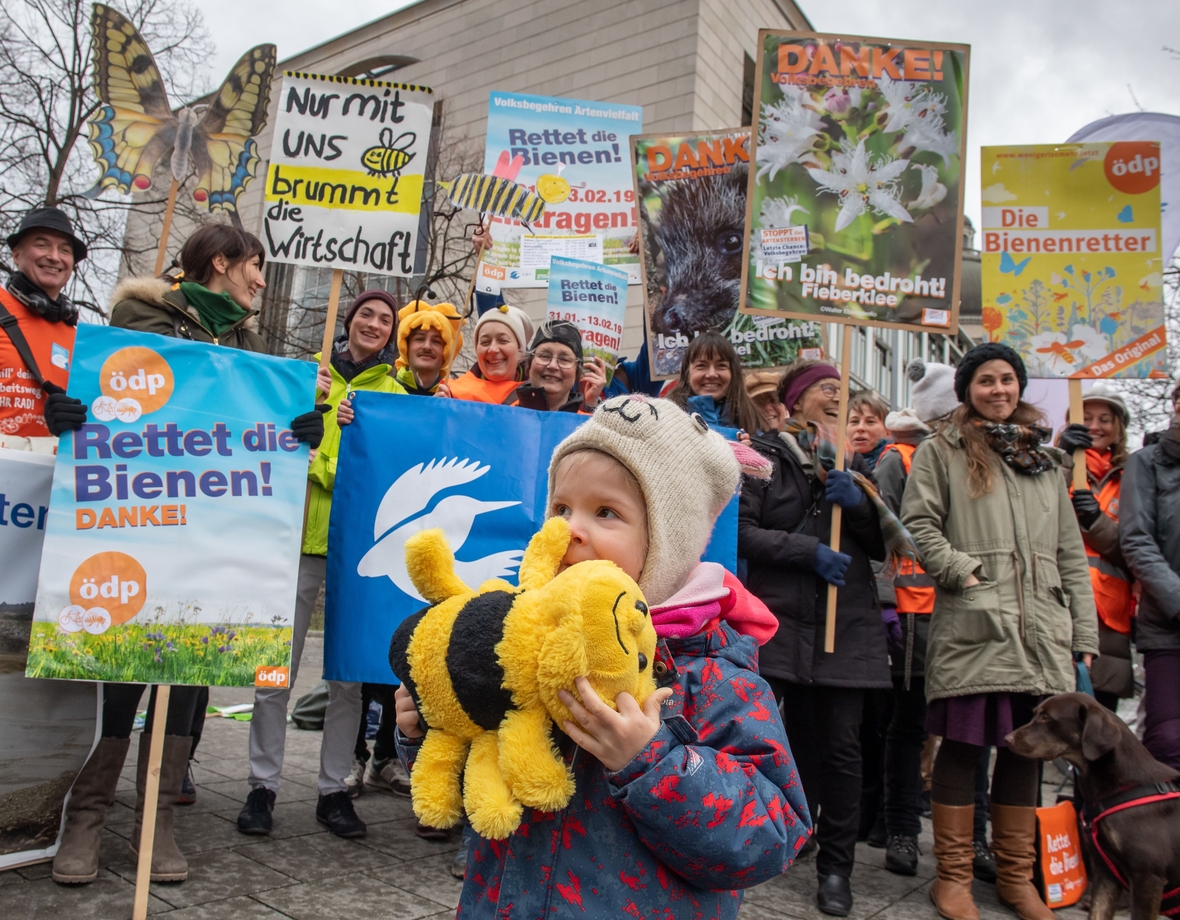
[816, 874, 853, 917]
[884, 834, 920, 876]
[237, 786, 276, 835]
[316, 791, 366, 838]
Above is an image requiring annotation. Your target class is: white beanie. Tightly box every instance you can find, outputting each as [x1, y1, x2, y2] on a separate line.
[906, 359, 959, 424]
[547, 396, 745, 606]
[473, 304, 534, 352]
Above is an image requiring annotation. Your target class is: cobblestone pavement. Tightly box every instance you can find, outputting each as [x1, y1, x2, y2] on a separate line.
[3, 633, 1095, 920]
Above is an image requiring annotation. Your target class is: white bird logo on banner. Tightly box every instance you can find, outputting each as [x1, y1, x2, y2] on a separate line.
[357, 458, 523, 601]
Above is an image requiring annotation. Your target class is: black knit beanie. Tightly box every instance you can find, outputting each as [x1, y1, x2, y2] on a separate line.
[953, 342, 1027, 402]
[529, 320, 583, 361]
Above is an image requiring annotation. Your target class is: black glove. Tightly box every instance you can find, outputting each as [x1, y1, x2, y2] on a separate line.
[1071, 489, 1102, 528]
[42, 380, 87, 436]
[1058, 423, 1093, 454]
[290, 404, 330, 449]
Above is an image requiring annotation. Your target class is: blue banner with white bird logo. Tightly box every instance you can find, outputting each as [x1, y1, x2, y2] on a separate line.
[323, 395, 736, 683]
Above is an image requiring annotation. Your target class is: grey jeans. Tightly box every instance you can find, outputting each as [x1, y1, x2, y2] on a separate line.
[247, 553, 362, 795]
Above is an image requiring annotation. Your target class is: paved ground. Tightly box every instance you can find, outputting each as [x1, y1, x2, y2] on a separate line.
[3, 633, 1097, 920]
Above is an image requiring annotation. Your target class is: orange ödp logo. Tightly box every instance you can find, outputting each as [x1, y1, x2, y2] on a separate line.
[1103, 141, 1161, 196]
[65, 552, 148, 630]
[92, 347, 174, 423]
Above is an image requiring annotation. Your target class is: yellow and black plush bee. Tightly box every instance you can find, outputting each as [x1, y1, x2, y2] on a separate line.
[361, 129, 416, 178]
[389, 516, 656, 840]
[439, 172, 547, 227]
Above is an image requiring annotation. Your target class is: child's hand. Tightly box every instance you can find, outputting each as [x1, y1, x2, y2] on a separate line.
[559, 676, 673, 773]
[394, 684, 424, 739]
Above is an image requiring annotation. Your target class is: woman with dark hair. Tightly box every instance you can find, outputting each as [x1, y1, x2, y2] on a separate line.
[738, 357, 893, 916]
[52, 223, 326, 887]
[901, 343, 1097, 920]
[1055, 383, 1135, 713]
[1120, 382, 1180, 773]
[667, 331, 760, 433]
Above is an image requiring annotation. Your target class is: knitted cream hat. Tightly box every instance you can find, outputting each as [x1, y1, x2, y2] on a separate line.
[906, 359, 960, 424]
[473, 304, 534, 352]
[547, 396, 766, 606]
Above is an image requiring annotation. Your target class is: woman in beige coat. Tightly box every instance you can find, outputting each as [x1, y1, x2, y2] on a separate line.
[901, 343, 1098, 920]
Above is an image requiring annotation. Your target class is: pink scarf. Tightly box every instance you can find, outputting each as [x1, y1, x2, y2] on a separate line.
[649, 563, 778, 645]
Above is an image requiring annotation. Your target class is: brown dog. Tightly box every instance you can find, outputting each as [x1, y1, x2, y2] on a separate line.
[1007, 692, 1180, 920]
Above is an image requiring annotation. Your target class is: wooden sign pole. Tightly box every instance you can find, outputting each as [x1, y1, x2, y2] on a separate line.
[824, 324, 854, 654]
[1068, 378, 1087, 491]
[463, 219, 487, 318]
[152, 179, 181, 277]
[131, 684, 171, 920]
[319, 269, 344, 381]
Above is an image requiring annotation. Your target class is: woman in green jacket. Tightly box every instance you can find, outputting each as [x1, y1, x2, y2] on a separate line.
[901, 343, 1098, 920]
[238, 288, 406, 841]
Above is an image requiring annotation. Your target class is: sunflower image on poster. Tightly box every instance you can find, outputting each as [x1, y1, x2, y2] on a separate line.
[742, 32, 969, 332]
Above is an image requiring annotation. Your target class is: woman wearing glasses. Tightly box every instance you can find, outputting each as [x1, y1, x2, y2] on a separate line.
[511, 320, 607, 413]
[738, 358, 892, 917]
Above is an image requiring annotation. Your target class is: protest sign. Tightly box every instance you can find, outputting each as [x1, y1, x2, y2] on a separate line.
[26, 325, 316, 687]
[632, 128, 824, 378]
[324, 396, 737, 684]
[0, 448, 100, 869]
[546, 256, 628, 381]
[980, 143, 1167, 378]
[475, 92, 643, 289]
[740, 31, 969, 333]
[262, 72, 434, 275]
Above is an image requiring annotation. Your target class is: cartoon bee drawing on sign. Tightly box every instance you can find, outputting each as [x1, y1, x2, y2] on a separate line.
[361, 129, 416, 200]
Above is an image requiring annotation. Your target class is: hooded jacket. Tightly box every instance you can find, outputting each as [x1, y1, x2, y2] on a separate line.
[109, 276, 267, 352]
[303, 350, 405, 556]
[901, 426, 1099, 701]
[398, 617, 811, 919]
[1119, 438, 1180, 651]
[738, 431, 891, 689]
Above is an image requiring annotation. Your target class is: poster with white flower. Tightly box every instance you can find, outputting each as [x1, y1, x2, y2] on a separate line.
[740, 32, 969, 333]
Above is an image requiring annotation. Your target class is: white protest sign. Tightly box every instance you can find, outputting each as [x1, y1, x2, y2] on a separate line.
[263, 73, 434, 276]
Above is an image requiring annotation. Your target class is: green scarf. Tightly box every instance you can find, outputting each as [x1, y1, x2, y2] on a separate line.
[782, 418, 920, 574]
[179, 282, 249, 337]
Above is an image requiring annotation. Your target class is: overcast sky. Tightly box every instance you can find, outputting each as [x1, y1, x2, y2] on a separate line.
[194, 0, 1180, 230]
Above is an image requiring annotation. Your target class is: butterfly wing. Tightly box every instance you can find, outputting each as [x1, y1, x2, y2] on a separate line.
[87, 4, 177, 194]
[188, 44, 277, 213]
[999, 251, 1015, 273]
[1014, 257, 1031, 276]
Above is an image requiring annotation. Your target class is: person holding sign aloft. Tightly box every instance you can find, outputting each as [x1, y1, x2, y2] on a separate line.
[52, 224, 329, 886]
[901, 343, 1097, 920]
[739, 359, 900, 917]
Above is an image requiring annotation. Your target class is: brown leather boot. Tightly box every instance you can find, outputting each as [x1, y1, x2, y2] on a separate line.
[52, 736, 131, 884]
[990, 804, 1055, 920]
[129, 734, 189, 882]
[930, 803, 981, 920]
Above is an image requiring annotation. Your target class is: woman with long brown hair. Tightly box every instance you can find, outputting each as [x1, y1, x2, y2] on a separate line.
[666, 331, 760, 433]
[901, 343, 1097, 920]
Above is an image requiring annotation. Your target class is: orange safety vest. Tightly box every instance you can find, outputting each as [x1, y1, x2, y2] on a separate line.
[1070, 469, 1133, 635]
[881, 443, 936, 614]
[447, 369, 521, 405]
[0, 286, 75, 438]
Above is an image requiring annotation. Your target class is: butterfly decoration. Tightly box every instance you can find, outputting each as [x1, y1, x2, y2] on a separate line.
[1116, 205, 1133, 223]
[999, 251, 1031, 276]
[85, 4, 276, 216]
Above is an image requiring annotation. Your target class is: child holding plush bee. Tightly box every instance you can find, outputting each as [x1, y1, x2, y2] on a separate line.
[394, 394, 813, 918]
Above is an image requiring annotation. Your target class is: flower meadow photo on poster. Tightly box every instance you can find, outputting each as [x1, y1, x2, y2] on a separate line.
[980, 143, 1167, 378]
[631, 128, 824, 378]
[26, 326, 315, 687]
[741, 31, 969, 332]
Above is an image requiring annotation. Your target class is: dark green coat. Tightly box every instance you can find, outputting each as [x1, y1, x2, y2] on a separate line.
[108, 276, 267, 352]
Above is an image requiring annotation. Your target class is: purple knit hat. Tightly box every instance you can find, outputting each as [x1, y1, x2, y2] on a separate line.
[779, 364, 840, 412]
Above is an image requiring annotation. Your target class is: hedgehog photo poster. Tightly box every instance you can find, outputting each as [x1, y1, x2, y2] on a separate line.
[261, 72, 435, 276]
[475, 92, 643, 289]
[26, 325, 315, 687]
[632, 128, 825, 379]
[740, 32, 969, 334]
[979, 143, 1166, 378]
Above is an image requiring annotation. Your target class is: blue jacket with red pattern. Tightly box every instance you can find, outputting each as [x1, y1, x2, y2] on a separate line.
[397, 620, 813, 919]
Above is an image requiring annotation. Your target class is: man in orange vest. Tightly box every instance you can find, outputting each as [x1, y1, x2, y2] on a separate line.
[876, 359, 960, 878]
[1, 207, 88, 441]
